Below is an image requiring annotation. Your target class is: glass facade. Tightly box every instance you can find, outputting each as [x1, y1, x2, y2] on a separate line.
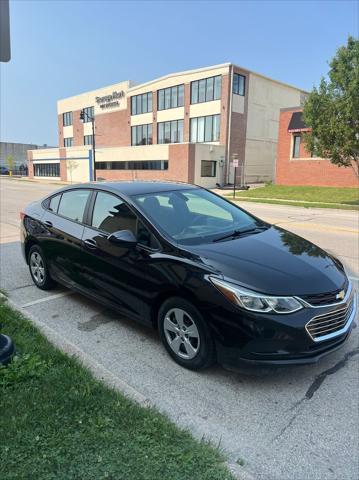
[201, 160, 217, 177]
[95, 160, 168, 170]
[157, 120, 184, 144]
[34, 163, 60, 177]
[233, 73, 245, 96]
[83, 106, 94, 121]
[131, 92, 153, 115]
[63, 111, 72, 126]
[84, 135, 93, 145]
[158, 84, 184, 110]
[191, 76, 222, 104]
[131, 124, 153, 146]
[190, 115, 220, 143]
[64, 137, 73, 147]
[292, 134, 301, 158]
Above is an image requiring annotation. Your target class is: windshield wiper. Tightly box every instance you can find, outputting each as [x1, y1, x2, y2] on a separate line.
[212, 226, 267, 243]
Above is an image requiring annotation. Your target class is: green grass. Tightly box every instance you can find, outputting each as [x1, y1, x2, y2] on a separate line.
[226, 185, 359, 210]
[0, 299, 233, 480]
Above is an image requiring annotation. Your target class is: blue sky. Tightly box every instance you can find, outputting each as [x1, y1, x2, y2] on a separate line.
[1, 0, 357, 145]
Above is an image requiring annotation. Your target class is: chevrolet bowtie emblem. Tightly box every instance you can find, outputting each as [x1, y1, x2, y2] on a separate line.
[336, 290, 345, 300]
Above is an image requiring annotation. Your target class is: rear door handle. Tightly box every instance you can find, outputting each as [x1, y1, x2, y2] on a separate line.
[84, 238, 97, 249]
[44, 220, 53, 228]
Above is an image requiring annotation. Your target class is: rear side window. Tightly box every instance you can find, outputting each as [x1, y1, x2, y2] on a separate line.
[58, 190, 90, 222]
[49, 194, 61, 213]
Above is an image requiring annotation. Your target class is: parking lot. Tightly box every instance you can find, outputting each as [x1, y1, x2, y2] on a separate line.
[1, 177, 358, 480]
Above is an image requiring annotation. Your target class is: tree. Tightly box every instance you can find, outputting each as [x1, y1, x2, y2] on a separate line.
[303, 36, 359, 178]
[5, 155, 15, 175]
[66, 159, 79, 184]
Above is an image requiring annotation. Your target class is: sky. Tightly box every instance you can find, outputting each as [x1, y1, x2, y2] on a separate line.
[1, 0, 358, 146]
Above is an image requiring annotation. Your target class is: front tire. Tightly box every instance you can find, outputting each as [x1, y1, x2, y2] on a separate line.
[28, 245, 56, 290]
[158, 297, 215, 370]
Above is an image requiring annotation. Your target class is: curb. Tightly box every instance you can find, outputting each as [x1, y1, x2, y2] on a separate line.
[5, 296, 151, 407]
[3, 294, 258, 480]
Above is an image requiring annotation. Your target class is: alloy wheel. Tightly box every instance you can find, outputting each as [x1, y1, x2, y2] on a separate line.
[163, 308, 200, 360]
[30, 251, 46, 286]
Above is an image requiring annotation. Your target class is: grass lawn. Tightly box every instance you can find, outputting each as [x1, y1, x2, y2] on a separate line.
[226, 185, 359, 210]
[0, 298, 233, 480]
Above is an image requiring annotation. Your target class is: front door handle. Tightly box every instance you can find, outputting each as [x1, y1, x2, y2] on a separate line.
[84, 238, 97, 249]
[44, 220, 53, 228]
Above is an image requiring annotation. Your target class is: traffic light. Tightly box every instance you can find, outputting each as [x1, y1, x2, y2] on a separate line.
[80, 110, 85, 121]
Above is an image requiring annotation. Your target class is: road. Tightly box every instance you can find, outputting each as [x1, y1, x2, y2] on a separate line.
[1, 177, 358, 480]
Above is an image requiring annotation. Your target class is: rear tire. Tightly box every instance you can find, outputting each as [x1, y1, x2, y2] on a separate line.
[28, 245, 56, 290]
[158, 297, 215, 370]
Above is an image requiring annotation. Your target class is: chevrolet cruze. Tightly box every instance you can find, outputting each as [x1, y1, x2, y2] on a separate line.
[21, 182, 356, 370]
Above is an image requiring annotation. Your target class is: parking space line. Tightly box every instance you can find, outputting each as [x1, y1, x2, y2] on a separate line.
[21, 291, 74, 308]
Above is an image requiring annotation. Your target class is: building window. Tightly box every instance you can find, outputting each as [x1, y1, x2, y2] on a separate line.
[201, 160, 216, 177]
[233, 73, 245, 96]
[82, 106, 94, 122]
[63, 111, 73, 126]
[292, 134, 301, 158]
[157, 120, 184, 144]
[84, 135, 93, 145]
[190, 75, 222, 104]
[34, 163, 60, 177]
[95, 160, 168, 170]
[131, 92, 153, 115]
[190, 115, 220, 143]
[157, 85, 185, 110]
[131, 124, 153, 146]
[64, 137, 73, 147]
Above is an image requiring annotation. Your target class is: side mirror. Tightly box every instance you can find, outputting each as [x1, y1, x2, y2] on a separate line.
[108, 229, 137, 248]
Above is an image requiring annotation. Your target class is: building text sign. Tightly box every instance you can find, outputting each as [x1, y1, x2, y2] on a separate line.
[95, 90, 125, 109]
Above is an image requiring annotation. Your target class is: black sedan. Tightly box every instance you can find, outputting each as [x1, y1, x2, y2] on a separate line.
[21, 181, 356, 370]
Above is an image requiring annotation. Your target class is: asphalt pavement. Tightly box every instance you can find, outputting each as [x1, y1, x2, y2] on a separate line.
[1, 177, 358, 480]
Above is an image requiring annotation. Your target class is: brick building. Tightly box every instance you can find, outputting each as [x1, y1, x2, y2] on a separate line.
[276, 107, 358, 187]
[28, 63, 306, 187]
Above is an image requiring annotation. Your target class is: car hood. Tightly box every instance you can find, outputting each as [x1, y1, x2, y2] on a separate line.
[186, 226, 346, 296]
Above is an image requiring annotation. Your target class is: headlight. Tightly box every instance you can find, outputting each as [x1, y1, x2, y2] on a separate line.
[209, 277, 303, 314]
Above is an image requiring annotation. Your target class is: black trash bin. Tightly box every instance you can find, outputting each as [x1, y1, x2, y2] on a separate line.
[0, 333, 15, 365]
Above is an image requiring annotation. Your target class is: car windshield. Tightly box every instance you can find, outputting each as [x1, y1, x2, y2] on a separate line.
[132, 188, 266, 245]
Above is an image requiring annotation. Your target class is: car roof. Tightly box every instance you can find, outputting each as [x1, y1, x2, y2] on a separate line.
[56, 181, 200, 196]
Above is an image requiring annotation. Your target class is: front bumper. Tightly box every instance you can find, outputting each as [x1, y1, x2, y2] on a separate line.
[212, 287, 357, 370]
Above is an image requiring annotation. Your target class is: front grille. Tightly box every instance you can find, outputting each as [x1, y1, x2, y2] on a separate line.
[300, 279, 349, 306]
[306, 295, 354, 341]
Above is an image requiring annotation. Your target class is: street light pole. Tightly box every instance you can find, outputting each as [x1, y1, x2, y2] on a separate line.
[80, 109, 96, 181]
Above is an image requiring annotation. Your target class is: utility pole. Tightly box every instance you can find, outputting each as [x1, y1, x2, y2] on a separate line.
[80, 109, 96, 181]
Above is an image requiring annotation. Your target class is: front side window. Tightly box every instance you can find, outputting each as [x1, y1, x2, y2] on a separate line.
[63, 111, 73, 126]
[191, 75, 222, 104]
[292, 134, 301, 158]
[157, 120, 184, 144]
[190, 115, 220, 143]
[64, 137, 73, 147]
[91, 191, 158, 248]
[201, 160, 216, 177]
[58, 190, 90, 222]
[131, 92, 153, 115]
[233, 73, 245, 96]
[131, 124, 153, 146]
[132, 188, 263, 245]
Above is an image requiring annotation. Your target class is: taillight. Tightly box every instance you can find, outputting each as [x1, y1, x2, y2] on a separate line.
[20, 211, 25, 221]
